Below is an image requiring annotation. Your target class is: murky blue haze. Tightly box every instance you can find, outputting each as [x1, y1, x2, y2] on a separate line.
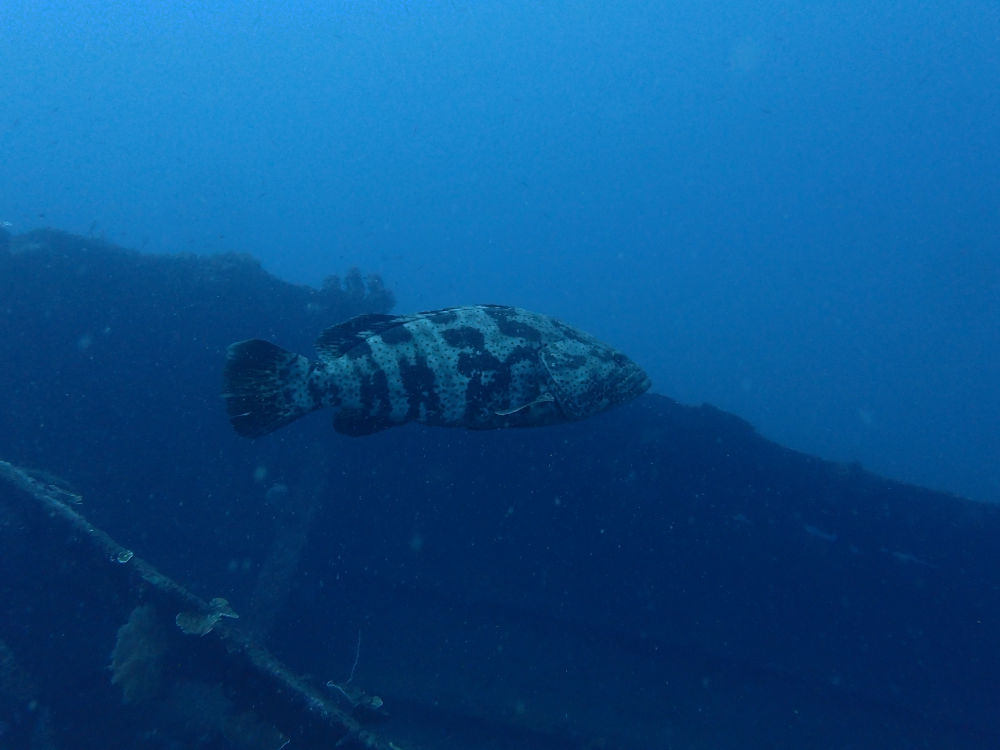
[2, 1, 998, 501]
[2, 4, 1000, 749]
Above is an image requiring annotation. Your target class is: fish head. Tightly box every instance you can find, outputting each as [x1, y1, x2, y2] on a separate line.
[540, 337, 650, 419]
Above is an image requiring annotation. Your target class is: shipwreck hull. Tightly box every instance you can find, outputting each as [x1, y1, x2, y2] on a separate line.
[1, 229, 997, 748]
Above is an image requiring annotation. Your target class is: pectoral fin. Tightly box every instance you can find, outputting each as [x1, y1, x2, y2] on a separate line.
[494, 393, 556, 416]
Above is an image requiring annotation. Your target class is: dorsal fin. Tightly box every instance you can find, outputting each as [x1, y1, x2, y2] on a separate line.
[314, 313, 411, 361]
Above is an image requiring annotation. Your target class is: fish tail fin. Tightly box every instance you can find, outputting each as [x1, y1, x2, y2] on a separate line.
[223, 339, 318, 437]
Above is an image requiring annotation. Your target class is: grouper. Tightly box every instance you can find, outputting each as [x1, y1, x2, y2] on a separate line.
[223, 304, 650, 438]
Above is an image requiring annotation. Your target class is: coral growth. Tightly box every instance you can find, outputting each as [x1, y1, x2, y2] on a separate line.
[109, 604, 167, 704]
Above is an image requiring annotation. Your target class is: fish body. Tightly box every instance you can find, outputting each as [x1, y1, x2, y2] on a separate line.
[223, 304, 650, 438]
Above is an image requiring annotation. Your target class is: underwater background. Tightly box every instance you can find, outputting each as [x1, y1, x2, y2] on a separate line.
[1, 2, 999, 749]
[2, 0, 998, 503]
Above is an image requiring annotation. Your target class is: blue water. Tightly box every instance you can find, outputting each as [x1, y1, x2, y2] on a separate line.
[2, 2, 998, 501]
[1, 5, 1000, 747]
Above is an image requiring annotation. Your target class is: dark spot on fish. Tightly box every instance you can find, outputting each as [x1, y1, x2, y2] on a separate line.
[504, 345, 538, 367]
[442, 326, 485, 350]
[461, 354, 512, 421]
[359, 368, 391, 417]
[553, 320, 589, 343]
[344, 339, 373, 360]
[379, 324, 413, 345]
[485, 306, 542, 342]
[457, 345, 539, 422]
[307, 366, 331, 404]
[457, 350, 504, 379]
[399, 355, 441, 419]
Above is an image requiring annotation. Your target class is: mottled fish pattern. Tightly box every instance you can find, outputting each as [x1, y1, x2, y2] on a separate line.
[223, 304, 650, 438]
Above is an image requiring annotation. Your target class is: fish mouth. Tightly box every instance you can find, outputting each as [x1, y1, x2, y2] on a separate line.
[614, 354, 652, 398]
[624, 366, 652, 397]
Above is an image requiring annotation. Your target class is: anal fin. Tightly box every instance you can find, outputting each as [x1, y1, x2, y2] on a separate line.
[333, 408, 396, 437]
